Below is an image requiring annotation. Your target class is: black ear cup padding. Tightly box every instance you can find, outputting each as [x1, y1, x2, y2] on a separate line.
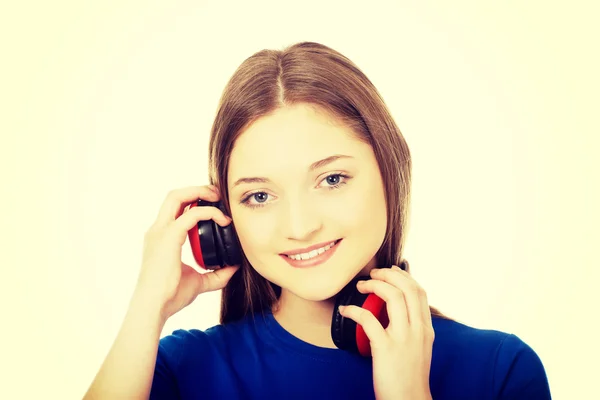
[213, 220, 242, 267]
[399, 259, 408, 271]
[197, 199, 242, 268]
[214, 203, 242, 267]
[198, 218, 219, 267]
[331, 277, 370, 352]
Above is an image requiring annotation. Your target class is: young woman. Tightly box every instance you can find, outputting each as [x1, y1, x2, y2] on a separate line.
[84, 42, 551, 399]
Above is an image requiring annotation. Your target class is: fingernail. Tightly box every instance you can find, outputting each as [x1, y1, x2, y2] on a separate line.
[338, 305, 346, 313]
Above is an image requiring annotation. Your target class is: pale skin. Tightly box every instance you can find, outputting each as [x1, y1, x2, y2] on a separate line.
[83, 103, 433, 399]
[83, 185, 240, 399]
[342, 266, 435, 400]
[227, 103, 434, 399]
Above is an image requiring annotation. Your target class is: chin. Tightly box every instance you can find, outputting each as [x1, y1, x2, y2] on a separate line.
[287, 283, 341, 302]
[277, 267, 359, 302]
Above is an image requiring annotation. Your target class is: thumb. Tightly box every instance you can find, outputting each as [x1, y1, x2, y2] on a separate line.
[197, 265, 241, 294]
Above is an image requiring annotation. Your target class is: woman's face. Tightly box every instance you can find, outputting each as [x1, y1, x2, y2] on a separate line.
[227, 103, 388, 301]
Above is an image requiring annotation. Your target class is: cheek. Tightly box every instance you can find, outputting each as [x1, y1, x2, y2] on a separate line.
[340, 180, 386, 227]
[342, 198, 386, 243]
[234, 214, 278, 257]
[340, 178, 388, 250]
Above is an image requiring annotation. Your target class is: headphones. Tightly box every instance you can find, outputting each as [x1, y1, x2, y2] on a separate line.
[187, 199, 400, 357]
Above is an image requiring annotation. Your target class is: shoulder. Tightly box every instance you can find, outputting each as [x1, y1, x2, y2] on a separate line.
[151, 316, 261, 399]
[431, 317, 551, 399]
[156, 314, 259, 372]
[490, 331, 551, 398]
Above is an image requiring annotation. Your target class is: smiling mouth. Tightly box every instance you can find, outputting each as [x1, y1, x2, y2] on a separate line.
[282, 239, 342, 261]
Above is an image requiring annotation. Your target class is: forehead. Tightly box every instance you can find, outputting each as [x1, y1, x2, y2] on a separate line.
[228, 104, 364, 177]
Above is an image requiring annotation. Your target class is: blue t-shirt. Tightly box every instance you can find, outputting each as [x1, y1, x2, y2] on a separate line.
[150, 310, 551, 399]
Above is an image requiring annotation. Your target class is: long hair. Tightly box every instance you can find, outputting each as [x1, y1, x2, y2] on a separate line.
[207, 41, 452, 324]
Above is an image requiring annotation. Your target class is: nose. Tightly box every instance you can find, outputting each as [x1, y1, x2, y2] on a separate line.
[280, 195, 322, 241]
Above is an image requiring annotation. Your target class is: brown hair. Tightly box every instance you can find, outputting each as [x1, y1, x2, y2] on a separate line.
[207, 41, 452, 324]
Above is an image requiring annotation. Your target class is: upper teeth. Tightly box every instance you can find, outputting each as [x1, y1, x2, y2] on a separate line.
[287, 241, 337, 260]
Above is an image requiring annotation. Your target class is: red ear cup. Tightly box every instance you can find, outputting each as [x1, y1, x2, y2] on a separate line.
[187, 200, 242, 269]
[355, 292, 388, 356]
[331, 266, 399, 357]
[187, 201, 207, 268]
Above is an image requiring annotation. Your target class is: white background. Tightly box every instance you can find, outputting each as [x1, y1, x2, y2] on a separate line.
[2, 1, 598, 398]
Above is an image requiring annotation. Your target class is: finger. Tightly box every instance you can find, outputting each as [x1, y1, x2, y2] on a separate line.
[176, 185, 221, 219]
[171, 205, 232, 244]
[338, 304, 387, 345]
[371, 266, 431, 328]
[198, 265, 241, 293]
[155, 186, 220, 226]
[179, 261, 206, 299]
[356, 279, 409, 328]
[178, 263, 239, 302]
[391, 266, 433, 328]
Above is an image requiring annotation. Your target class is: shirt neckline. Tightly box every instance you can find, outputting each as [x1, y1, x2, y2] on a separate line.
[254, 309, 363, 363]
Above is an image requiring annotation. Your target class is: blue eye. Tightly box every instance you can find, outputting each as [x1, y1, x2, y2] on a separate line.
[250, 192, 268, 204]
[326, 174, 341, 185]
[240, 173, 351, 209]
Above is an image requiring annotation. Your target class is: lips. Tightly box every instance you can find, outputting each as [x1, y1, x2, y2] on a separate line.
[280, 239, 343, 268]
[281, 239, 342, 257]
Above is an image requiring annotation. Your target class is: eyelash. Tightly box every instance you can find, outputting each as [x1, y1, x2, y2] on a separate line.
[240, 173, 351, 209]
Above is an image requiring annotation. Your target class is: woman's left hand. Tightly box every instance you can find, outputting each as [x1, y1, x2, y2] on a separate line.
[338, 265, 434, 400]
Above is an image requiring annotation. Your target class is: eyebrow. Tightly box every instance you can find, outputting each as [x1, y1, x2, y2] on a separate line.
[231, 154, 354, 189]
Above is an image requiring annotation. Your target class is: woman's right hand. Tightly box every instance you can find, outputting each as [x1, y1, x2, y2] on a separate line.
[135, 185, 240, 323]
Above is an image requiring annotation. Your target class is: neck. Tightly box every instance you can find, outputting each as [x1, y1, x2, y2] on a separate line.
[272, 288, 338, 349]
